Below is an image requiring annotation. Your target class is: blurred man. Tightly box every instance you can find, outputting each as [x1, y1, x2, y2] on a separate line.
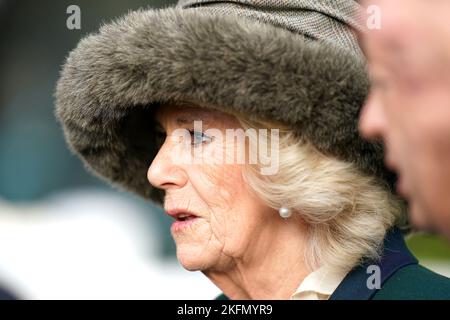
[359, 0, 450, 238]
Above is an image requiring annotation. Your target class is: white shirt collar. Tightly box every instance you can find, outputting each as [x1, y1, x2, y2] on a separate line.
[290, 266, 349, 300]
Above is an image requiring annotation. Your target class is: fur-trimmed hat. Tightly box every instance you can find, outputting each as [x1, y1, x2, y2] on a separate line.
[55, 0, 393, 204]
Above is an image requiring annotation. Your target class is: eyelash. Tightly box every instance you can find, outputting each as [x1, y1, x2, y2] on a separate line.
[154, 129, 213, 147]
[188, 129, 213, 147]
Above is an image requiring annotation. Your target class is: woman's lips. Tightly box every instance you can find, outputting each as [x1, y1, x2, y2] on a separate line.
[165, 208, 200, 233]
[171, 216, 200, 233]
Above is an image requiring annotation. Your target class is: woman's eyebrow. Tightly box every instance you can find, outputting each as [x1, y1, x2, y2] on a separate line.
[175, 114, 211, 125]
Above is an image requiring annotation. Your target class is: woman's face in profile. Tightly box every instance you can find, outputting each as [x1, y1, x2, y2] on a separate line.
[147, 104, 278, 272]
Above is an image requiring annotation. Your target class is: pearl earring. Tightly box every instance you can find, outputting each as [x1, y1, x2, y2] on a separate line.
[279, 207, 292, 219]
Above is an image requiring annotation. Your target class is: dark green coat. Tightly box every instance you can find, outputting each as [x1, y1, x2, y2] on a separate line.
[216, 228, 450, 300]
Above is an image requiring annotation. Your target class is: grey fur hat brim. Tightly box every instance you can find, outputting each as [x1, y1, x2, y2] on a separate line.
[55, 7, 393, 204]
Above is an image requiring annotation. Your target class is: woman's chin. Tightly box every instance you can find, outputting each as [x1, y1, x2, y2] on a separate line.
[177, 254, 207, 271]
[179, 262, 202, 272]
[175, 245, 210, 271]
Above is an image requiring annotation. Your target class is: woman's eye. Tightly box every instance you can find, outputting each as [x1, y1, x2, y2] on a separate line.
[188, 130, 213, 147]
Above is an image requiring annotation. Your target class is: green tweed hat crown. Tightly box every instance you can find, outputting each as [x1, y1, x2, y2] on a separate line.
[55, 0, 393, 204]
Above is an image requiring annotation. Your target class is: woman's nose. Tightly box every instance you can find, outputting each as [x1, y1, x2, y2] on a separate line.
[147, 141, 188, 191]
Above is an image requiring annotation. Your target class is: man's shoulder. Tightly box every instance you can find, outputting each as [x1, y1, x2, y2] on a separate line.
[373, 264, 450, 300]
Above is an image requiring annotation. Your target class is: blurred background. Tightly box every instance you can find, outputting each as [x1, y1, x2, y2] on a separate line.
[0, 0, 449, 299]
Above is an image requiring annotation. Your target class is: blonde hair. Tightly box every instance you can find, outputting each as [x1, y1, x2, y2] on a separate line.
[235, 115, 407, 273]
